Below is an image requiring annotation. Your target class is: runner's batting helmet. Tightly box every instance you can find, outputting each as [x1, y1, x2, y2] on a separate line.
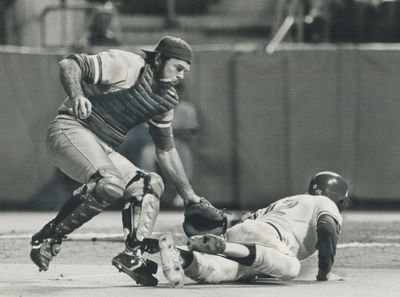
[308, 171, 349, 211]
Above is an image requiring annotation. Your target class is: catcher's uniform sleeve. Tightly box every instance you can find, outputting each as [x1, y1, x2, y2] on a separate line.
[148, 110, 175, 151]
[67, 53, 101, 84]
[67, 49, 144, 86]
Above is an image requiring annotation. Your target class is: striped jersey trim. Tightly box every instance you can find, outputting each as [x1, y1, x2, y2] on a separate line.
[149, 119, 171, 128]
[92, 55, 100, 84]
[97, 55, 103, 83]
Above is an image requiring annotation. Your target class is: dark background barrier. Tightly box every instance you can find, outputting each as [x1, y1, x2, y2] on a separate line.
[0, 50, 65, 208]
[235, 51, 289, 208]
[1, 45, 400, 209]
[190, 50, 237, 206]
[352, 50, 400, 200]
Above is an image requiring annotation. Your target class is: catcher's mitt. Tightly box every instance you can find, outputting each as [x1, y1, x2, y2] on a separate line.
[182, 199, 227, 237]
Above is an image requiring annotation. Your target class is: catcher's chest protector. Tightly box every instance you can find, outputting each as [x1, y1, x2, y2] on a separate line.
[84, 64, 179, 147]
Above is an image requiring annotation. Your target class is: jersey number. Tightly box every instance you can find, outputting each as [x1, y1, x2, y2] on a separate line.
[264, 199, 299, 216]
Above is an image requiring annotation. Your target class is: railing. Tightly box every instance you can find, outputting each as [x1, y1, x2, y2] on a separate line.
[39, 2, 96, 47]
[266, 16, 295, 54]
[265, 0, 306, 54]
[38, 0, 179, 47]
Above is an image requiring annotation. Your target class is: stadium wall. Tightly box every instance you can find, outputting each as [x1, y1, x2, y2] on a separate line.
[0, 48, 65, 208]
[0, 46, 399, 209]
[231, 47, 400, 207]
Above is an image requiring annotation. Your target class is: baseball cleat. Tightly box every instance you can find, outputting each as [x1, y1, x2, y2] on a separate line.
[112, 252, 158, 286]
[187, 234, 226, 254]
[159, 233, 184, 288]
[30, 237, 62, 271]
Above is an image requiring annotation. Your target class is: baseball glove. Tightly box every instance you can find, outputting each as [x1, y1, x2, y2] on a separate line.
[182, 199, 228, 237]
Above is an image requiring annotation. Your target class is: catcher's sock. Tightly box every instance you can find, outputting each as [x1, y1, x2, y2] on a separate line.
[124, 242, 143, 257]
[178, 249, 194, 269]
[226, 244, 257, 266]
[125, 235, 160, 254]
[125, 235, 142, 252]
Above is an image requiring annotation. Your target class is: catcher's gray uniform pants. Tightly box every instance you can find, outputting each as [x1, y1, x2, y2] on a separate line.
[46, 114, 140, 185]
[184, 221, 301, 283]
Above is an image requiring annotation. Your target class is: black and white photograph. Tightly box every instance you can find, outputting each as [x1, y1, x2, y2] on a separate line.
[0, 0, 399, 296]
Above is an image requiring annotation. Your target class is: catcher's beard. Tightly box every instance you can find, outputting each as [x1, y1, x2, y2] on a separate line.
[154, 61, 180, 87]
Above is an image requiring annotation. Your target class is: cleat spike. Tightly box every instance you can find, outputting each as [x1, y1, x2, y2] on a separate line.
[159, 234, 184, 288]
[112, 252, 158, 286]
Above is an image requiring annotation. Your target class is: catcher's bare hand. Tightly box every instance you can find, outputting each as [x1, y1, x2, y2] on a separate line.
[71, 95, 92, 119]
[183, 194, 204, 208]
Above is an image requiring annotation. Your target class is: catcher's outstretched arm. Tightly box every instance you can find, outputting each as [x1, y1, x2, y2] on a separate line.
[316, 214, 340, 281]
[155, 146, 201, 206]
[147, 116, 200, 205]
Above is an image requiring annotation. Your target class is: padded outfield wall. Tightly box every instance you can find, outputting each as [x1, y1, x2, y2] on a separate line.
[0, 47, 65, 209]
[0, 45, 399, 209]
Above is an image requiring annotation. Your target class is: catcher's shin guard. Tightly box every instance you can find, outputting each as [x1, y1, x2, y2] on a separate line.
[122, 171, 163, 245]
[53, 193, 107, 237]
[135, 193, 160, 241]
[52, 166, 125, 238]
[122, 196, 160, 253]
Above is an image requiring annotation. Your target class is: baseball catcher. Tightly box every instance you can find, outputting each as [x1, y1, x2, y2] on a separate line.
[157, 171, 350, 287]
[29, 35, 220, 286]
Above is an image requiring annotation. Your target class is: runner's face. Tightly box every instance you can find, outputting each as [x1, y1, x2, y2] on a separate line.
[159, 58, 190, 86]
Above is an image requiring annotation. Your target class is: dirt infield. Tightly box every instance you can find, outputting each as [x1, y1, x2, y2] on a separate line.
[1, 211, 400, 297]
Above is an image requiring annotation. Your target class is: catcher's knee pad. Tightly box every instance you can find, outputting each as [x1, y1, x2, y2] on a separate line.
[93, 166, 125, 203]
[146, 172, 164, 198]
[125, 171, 164, 201]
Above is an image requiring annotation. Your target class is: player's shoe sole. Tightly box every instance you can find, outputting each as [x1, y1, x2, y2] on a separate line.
[187, 234, 226, 254]
[112, 253, 158, 286]
[159, 234, 184, 288]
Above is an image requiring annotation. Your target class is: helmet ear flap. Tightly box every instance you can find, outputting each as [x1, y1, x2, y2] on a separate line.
[336, 198, 346, 212]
